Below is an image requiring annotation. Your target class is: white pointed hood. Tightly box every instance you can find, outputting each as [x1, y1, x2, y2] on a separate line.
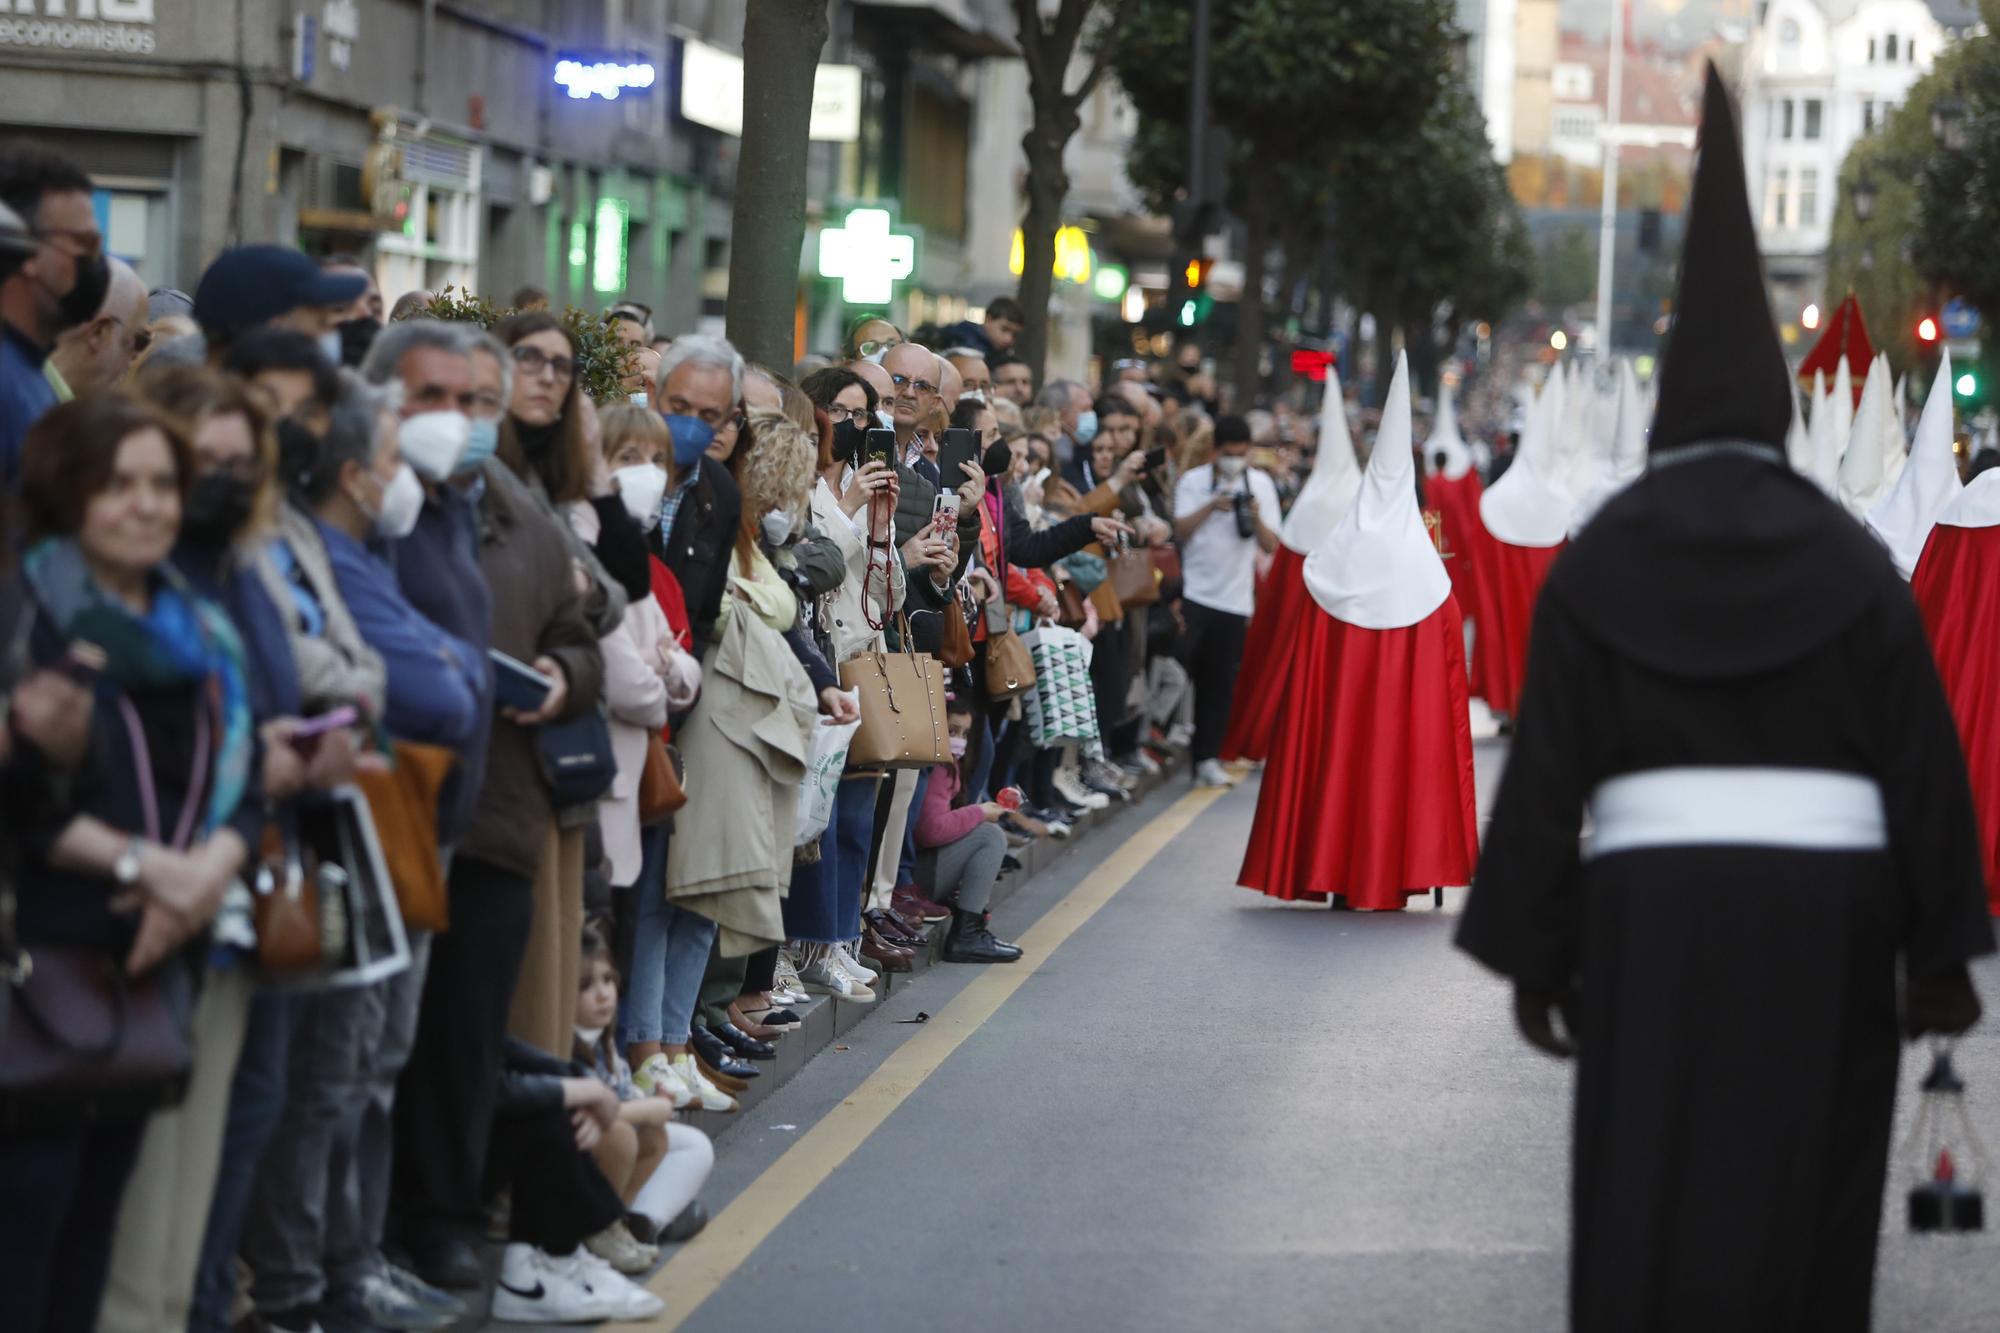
[1785, 375, 1812, 474]
[1569, 361, 1647, 536]
[1426, 379, 1473, 480]
[1838, 355, 1896, 514]
[1806, 370, 1839, 492]
[1867, 350, 1960, 575]
[1280, 366, 1364, 554]
[1559, 361, 1600, 505]
[1304, 352, 1451, 630]
[1881, 365, 1910, 493]
[1833, 355, 1855, 456]
[1479, 367, 1571, 547]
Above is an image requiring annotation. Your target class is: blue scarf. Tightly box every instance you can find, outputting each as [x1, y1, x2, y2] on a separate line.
[23, 537, 254, 838]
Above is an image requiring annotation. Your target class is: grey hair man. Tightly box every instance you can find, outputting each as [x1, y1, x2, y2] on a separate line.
[1036, 377, 1088, 466]
[48, 254, 146, 396]
[358, 318, 475, 419]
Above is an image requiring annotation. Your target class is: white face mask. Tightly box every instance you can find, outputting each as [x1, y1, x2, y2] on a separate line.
[574, 1025, 606, 1047]
[1216, 455, 1249, 480]
[373, 462, 424, 539]
[628, 391, 650, 407]
[317, 329, 343, 367]
[962, 389, 988, 406]
[761, 507, 795, 546]
[612, 463, 669, 531]
[876, 408, 895, 430]
[397, 410, 470, 482]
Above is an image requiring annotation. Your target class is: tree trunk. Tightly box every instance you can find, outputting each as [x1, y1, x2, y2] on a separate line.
[1231, 195, 1270, 410]
[1018, 111, 1074, 391]
[1372, 310, 1396, 408]
[1406, 313, 1441, 400]
[724, 0, 829, 372]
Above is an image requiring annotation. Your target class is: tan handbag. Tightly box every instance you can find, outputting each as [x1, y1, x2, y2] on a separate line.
[1109, 545, 1160, 609]
[637, 736, 687, 824]
[1088, 578, 1124, 624]
[253, 820, 323, 974]
[352, 741, 457, 933]
[985, 627, 1036, 699]
[937, 601, 975, 668]
[840, 646, 950, 770]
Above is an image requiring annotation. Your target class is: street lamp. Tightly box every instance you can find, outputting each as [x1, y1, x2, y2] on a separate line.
[1932, 97, 1967, 151]
[1851, 174, 1878, 222]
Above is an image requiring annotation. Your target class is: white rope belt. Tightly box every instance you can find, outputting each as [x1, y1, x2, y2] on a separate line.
[1585, 767, 1887, 859]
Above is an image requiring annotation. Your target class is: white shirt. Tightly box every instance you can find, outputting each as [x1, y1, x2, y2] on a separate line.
[1175, 463, 1280, 617]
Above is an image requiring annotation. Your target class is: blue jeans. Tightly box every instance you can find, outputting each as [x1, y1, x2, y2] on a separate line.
[783, 776, 878, 943]
[622, 823, 720, 1046]
[189, 990, 294, 1333]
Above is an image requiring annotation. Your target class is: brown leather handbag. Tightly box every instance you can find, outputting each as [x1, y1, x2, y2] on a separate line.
[1055, 578, 1089, 629]
[986, 627, 1037, 699]
[1110, 545, 1160, 609]
[637, 735, 687, 824]
[253, 820, 323, 974]
[937, 601, 975, 668]
[840, 643, 950, 770]
[352, 741, 457, 933]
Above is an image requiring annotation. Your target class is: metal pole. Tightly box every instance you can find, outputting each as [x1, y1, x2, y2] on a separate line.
[1190, 0, 1211, 209]
[1594, 0, 1626, 359]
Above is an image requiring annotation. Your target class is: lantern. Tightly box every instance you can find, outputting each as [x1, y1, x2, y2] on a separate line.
[1905, 1043, 1987, 1233]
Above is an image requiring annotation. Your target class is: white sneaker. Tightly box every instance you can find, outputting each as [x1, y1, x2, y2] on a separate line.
[632, 1053, 696, 1110]
[668, 1052, 737, 1111]
[799, 956, 876, 1003]
[1195, 759, 1239, 789]
[585, 1220, 658, 1275]
[771, 952, 811, 1005]
[568, 1248, 668, 1320]
[1054, 768, 1109, 810]
[1166, 722, 1195, 749]
[491, 1244, 620, 1323]
[833, 943, 878, 984]
[1128, 750, 1162, 776]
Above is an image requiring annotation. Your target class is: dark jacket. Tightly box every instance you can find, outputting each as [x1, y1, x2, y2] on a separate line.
[658, 454, 741, 660]
[496, 1036, 581, 1117]
[460, 464, 604, 879]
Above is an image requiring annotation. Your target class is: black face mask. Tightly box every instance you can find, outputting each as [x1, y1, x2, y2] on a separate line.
[833, 418, 868, 468]
[981, 440, 1013, 478]
[183, 471, 256, 547]
[337, 316, 382, 368]
[53, 249, 110, 332]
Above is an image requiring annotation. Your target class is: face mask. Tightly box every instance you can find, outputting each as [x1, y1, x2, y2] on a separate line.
[317, 329, 343, 367]
[1216, 455, 1248, 480]
[981, 440, 1013, 477]
[456, 417, 499, 475]
[948, 735, 969, 759]
[373, 462, 424, 539]
[52, 249, 109, 331]
[629, 391, 650, 407]
[664, 413, 715, 469]
[1074, 410, 1099, 447]
[612, 463, 669, 530]
[863, 346, 889, 365]
[876, 408, 895, 430]
[962, 389, 987, 406]
[761, 507, 795, 546]
[337, 316, 381, 368]
[574, 1025, 606, 1048]
[397, 410, 470, 483]
[832, 418, 868, 468]
[182, 471, 256, 546]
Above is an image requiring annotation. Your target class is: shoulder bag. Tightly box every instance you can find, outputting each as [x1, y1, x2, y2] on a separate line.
[538, 705, 618, 807]
[352, 740, 458, 933]
[637, 735, 687, 824]
[840, 609, 949, 771]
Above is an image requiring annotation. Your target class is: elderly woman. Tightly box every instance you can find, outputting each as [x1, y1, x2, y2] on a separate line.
[0, 397, 256, 1333]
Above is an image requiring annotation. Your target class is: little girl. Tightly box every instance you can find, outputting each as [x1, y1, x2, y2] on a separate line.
[915, 697, 1026, 964]
[574, 925, 717, 1270]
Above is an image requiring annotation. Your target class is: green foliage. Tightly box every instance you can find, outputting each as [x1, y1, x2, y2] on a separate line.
[417, 285, 638, 403]
[1912, 29, 2000, 340]
[1538, 226, 1597, 312]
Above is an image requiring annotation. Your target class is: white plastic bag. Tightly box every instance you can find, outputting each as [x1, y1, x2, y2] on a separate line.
[795, 694, 862, 847]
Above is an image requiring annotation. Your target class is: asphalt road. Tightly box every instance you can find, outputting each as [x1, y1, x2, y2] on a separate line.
[509, 737, 2000, 1332]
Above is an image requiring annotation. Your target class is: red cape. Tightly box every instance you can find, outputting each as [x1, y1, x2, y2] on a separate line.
[1468, 537, 1563, 718]
[1427, 472, 1492, 698]
[1237, 595, 1479, 909]
[1912, 523, 2000, 915]
[1219, 544, 1311, 762]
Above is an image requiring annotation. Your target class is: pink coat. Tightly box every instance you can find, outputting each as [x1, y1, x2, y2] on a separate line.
[915, 760, 984, 849]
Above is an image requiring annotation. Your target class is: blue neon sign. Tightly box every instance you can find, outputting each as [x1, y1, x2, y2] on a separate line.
[554, 54, 658, 101]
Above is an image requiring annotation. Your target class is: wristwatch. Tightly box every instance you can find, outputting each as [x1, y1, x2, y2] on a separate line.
[114, 837, 145, 888]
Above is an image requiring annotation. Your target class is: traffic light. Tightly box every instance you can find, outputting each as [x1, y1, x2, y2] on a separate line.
[1957, 370, 1980, 399]
[1184, 257, 1208, 290]
[1918, 315, 1941, 344]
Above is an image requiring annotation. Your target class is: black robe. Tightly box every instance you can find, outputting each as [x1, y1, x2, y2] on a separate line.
[1458, 451, 1995, 1332]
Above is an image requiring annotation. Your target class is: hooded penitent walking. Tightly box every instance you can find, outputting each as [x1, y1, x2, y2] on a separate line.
[1219, 367, 1361, 763]
[1457, 68, 1991, 1333]
[1422, 379, 1491, 696]
[1238, 354, 1478, 910]
[1472, 361, 1569, 721]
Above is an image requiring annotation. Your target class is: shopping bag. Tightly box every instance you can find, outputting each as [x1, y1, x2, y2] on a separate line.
[796, 697, 862, 847]
[1021, 625, 1101, 748]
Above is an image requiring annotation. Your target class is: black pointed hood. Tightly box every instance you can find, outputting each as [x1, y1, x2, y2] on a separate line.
[1648, 65, 1792, 457]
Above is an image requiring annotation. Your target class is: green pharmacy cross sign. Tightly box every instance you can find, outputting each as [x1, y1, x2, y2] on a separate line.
[818, 207, 917, 306]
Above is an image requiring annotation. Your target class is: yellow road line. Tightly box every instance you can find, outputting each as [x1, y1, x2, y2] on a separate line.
[640, 787, 1226, 1330]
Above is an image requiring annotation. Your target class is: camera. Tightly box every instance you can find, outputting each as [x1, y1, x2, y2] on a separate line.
[1233, 491, 1256, 539]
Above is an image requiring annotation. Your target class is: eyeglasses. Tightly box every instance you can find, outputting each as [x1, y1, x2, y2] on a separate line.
[890, 372, 938, 398]
[856, 338, 900, 359]
[511, 344, 576, 382]
[823, 404, 871, 424]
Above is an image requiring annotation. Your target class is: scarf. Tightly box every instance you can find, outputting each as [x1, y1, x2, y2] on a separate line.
[24, 537, 254, 837]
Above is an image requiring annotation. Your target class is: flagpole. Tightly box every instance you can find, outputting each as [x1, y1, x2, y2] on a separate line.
[1594, 0, 1627, 360]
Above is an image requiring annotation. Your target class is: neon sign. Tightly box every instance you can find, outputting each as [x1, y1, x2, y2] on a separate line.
[817, 208, 918, 306]
[554, 55, 657, 101]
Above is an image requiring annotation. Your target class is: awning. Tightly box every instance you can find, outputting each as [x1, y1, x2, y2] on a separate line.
[849, 0, 1016, 57]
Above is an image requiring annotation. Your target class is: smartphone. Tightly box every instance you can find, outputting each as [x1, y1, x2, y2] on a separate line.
[1031, 467, 1051, 488]
[1143, 446, 1168, 474]
[288, 704, 360, 758]
[490, 649, 557, 713]
[932, 491, 959, 526]
[865, 428, 898, 471]
[938, 427, 980, 481]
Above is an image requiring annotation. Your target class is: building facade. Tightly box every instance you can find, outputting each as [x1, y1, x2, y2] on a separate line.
[1739, 0, 1951, 330]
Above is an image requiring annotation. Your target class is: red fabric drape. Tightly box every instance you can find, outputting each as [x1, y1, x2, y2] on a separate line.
[1427, 471, 1491, 698]
[1218, 544, 1311, 762]
[1237, 596, 1480, 909]
[1469, 538, 1563, 718]
[1912, 523, 2000, 915]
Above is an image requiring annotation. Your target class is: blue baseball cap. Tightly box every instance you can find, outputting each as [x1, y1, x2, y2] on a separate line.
[193, 245, 369, 344]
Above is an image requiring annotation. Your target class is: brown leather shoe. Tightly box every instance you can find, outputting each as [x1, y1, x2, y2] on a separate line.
[861, 927, 914, 973]
[864, 908, 924, 946]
